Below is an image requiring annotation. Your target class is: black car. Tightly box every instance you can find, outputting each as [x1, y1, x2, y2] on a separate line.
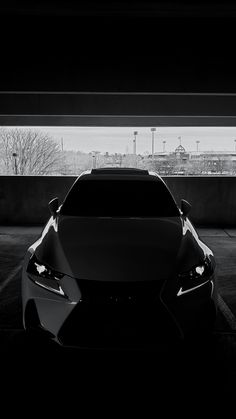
[22, 168, 217, 347]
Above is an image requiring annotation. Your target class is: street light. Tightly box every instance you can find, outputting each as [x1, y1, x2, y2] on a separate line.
[133, 131, 138, 155]
[12, 152, 18, 175]
[196, 140, 200, 152]
[163, 140, 166, 152]
[234, 139, 236, 152]
[92, 151, 98, 169]
[151, 128, 156, 163]
[133, 131, 138, 167]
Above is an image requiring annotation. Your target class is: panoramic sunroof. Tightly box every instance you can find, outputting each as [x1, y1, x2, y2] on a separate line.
[1, 126, 236, 175]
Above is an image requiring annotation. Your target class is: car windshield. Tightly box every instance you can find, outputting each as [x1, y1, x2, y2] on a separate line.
[61, 178, 179, 217]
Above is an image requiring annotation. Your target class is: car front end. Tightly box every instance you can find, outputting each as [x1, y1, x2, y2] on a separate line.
[22, 221, 217, 348]
[22, 168, 217, 348]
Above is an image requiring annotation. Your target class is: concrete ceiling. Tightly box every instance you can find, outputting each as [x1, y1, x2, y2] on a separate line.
[1, 92, 236, 126]
[0, 12, 235, 92]
[1, 2, 236, 17]
[1, 2, 236, 125]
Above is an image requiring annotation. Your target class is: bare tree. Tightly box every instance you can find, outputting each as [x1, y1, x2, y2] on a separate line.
[0, 128, 62, 175]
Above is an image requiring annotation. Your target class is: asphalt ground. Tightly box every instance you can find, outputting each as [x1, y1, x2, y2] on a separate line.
[0, 225, 235, 411]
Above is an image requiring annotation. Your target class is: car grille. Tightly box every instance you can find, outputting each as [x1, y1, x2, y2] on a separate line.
[58, 279, 181, 347]
[77, 278, 163, 304]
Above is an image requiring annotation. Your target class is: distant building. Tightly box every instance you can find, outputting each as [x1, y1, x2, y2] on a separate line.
[103, 152, 123, 167]
[189, 151, 236, 174]
[143, 149, 236, 175]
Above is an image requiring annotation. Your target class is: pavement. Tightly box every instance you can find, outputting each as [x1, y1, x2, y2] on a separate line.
[0, 225, 236, 408]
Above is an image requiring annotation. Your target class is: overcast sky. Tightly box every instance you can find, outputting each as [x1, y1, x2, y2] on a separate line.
[4, 126, 236, 154]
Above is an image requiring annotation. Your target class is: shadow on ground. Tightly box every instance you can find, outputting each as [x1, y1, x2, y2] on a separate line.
[0, 330, 235, 413]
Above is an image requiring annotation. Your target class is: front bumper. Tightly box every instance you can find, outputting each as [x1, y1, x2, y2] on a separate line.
[22, 255, 217, 348]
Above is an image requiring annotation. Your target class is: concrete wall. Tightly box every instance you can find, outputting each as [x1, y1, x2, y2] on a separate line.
[0, 176, 75, 226]
[164, 176, 236, 226]
[0, 175, 236, 226]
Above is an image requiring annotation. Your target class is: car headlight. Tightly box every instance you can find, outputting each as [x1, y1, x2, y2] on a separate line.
[27, 254, 66, 297]
[177, 257, 214, 296]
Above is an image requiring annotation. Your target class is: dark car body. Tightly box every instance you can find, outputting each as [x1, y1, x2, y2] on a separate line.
[22, 168, 217, 347]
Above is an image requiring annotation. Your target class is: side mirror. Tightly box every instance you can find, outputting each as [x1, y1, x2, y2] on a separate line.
[48, 197, 59, 218]
[181, 199, 191, 217]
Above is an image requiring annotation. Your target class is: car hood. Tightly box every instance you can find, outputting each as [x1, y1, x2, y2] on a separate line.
[34, 216, 205, 282]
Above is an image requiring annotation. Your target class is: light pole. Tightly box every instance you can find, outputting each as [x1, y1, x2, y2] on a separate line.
[133, 131, 138, 155]
[133, 131, 138, 167]
[12, 153, 18, 175]
[196, 140, 200, 152]
[163, 140, 166, 152]
[92, 151, 96, 169]
[234, 139, 236, 152]
[151, 128, 156, 163]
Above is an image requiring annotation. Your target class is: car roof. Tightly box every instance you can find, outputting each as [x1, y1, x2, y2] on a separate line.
[61, 168, 178, 213]
[78, 168, 162, 182]
[91, 168, 149, 176]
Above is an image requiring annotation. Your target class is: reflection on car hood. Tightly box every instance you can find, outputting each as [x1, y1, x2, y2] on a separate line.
[35, 216, 201, 282]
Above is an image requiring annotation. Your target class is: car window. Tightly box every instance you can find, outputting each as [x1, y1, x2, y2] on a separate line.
[61, 178, 179, 217]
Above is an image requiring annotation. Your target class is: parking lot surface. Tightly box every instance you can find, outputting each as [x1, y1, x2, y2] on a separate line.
[0, 225, 236, 408]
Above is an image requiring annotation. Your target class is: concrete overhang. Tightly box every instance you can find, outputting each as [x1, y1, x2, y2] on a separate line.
[1, 92, 236, 126]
